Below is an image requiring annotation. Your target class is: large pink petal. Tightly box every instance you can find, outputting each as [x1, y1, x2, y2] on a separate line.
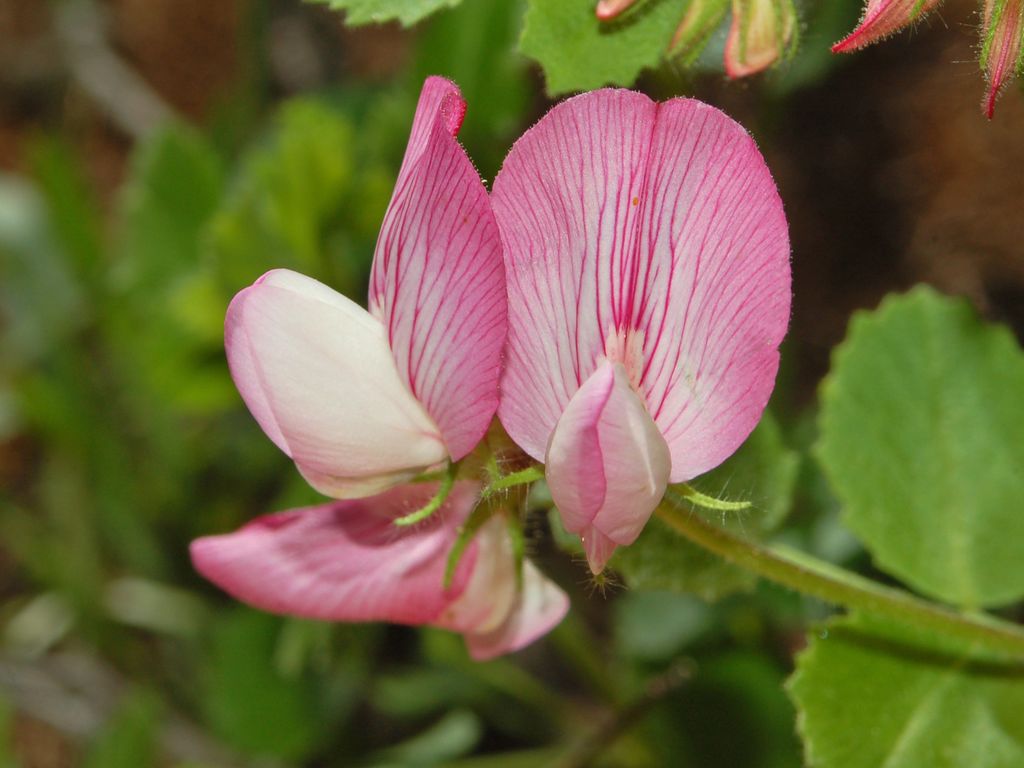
[369, 77, 507, 461]
[546, 361, 671, 574]
[226, 269, 447, 498]
[493, 91, 790, 482]
[190, 483, 479, 624]
[464, 561, 570, 661]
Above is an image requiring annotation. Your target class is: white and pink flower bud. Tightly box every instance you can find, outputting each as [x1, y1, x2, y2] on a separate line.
[725, 0, 798, 77]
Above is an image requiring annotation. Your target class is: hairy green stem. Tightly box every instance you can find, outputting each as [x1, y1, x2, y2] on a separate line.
[393, 462, 456, 526]
[673, 482, 752, 511]
[481, 465, 545, 497]
[656, 499, 1024, 658]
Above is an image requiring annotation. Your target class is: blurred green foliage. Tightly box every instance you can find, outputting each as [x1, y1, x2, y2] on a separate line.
[3, 0, 1023, 766]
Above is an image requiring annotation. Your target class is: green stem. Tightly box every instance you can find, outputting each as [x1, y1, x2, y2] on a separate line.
[656, 499, 1024, 658]
[481, 465, 545, 498]
[673, 482, 751, 511]
[393, 462, 456, 527]
[444, 500, 496, 588]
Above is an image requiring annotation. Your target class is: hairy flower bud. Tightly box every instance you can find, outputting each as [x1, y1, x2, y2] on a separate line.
[981, 0, 1024, 118]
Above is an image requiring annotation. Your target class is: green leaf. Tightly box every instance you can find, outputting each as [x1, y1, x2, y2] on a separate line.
[788, 612, 1024, 768]
[370, 710, 482, 765]
[307, 0, 462, 26]
[201, 609, 324, 760]
[83, 690, 161, 768]
[0, 695, 15, 768]
[614, 590, 711, 661]
[614, 412, 799, 599]
[209, 98, 362, 293]
[116, 125, 224, 294]
[0, 174, 85, 367]
[26, 137, 104, 289]
[818, 287, 1024, 608]
[521, 0, 681, 95]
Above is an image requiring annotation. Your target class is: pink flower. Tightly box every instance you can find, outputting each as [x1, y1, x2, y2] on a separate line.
[196, 78, 568, 658]
[224, 77, 506, 499]
[491, 90, 791, 574]
[981, 0, 1024, 118]
[191, 483, 569, 660]
[832, 0, 943, 54]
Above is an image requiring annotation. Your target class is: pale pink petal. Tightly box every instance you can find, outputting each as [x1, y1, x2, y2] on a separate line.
[981, 0, 1024, 119]
[435, 517, 518, 635]
[832, 0, 943, 53]
[546, 361, 671, 574]
[493, 91, 790, 482]
[190, 483, 479, 624]
[369, 77, 506, 461]
[464, 561, 570, 661]
[226, 269, 447, 498]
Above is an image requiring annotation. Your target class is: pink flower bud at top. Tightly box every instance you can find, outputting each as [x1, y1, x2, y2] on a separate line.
[981, 0, 1024, 118]
[725, 0, 799, 78]
[832, 0, 944, 54]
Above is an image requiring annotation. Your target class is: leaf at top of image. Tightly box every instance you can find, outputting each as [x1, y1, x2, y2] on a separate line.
[817, 286, 1024, 608]
[309, 0, 463, 26]
[521, 0, 680, 95]
[788, 612, 1024, 768]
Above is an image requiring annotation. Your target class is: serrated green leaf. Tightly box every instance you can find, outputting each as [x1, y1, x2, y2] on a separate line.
[521, 0, 681, 95]
[788, 612, 1024, 768]
[614, 412, 799, 600]
[818, 287, 1024, 608]
[309, 0, 462, 26]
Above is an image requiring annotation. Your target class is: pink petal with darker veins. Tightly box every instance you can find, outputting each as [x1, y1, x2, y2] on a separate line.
[369, 76, 507, 461]
[545, 360, 671, 573]
[190, 483, 480, 625]
[493, 89, 789, 483]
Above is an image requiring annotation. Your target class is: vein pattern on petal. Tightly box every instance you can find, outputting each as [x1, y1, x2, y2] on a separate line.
[370, 76, 507, 461]
[493, 90, 789, 481]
